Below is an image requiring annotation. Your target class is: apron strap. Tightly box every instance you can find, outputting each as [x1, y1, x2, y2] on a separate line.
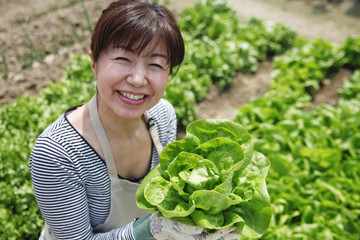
[144, 111, 163, 156]
[88, 94, 118, 180]
[88, 93, 164, 180]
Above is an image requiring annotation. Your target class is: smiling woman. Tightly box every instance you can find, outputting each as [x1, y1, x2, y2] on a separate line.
[28, 0, 187, 239]
[29, 0, 241, 239]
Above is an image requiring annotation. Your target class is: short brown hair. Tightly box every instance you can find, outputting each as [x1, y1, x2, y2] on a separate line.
[90, 0, 185, 73]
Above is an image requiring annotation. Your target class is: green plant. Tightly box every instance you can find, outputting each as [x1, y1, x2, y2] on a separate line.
[71, 20, 84, 42]
[81, 0, 93, 33]
[137, 119, 272, 238]
[11, 44, 22, 67]
[60, 25, 74, 47]
[234, 36, 360, 239]
[337, 36, 360, 68]
[24, 29, 44, 63]
[23, 28, 44, 68]
[0, 54, 95, 239]
[179, 0, 239, 40]
[0, 48, 8, 80]
[51, 34, 59, 55]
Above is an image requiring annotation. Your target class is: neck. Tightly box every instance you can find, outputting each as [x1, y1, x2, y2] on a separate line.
[96, 94, 146, 139]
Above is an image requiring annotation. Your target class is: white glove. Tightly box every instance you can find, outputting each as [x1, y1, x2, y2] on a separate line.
[149, 212, 242, 240]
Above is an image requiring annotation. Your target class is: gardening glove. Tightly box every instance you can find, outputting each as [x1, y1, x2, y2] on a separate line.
[133, 213, 154, 240]
[149, 212, 242, 240]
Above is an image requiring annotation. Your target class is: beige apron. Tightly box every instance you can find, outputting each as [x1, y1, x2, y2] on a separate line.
[41, 94, 163, 239]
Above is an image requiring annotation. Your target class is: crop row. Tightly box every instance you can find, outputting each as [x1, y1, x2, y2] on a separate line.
[0, 0, 359, 239]
[166, 0, 295, 126]
[235, 36, 360, 239]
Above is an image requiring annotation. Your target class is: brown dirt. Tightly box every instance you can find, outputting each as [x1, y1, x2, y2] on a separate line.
[196, 61, 273, 120]
[1, 0, 359, 126]
[196, 0, 360, 120]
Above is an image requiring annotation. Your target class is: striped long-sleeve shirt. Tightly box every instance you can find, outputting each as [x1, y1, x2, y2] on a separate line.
[29, 99, 177, 240]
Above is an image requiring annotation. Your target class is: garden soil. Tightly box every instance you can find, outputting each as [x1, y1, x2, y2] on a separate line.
[1, 0, 359, 131]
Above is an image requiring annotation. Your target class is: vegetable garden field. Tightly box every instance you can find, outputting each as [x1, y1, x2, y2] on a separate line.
[1, 0, 359, 239]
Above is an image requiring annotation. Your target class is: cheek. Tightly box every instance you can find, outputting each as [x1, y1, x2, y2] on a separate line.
[96, 64, 119, 84]
[154, 74, 169, 93]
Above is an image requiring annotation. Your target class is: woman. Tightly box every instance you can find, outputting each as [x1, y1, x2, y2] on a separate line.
[30, 0, 241, 239]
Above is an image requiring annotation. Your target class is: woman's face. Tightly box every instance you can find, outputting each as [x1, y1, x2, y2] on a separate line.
[91, 42, 170, 120]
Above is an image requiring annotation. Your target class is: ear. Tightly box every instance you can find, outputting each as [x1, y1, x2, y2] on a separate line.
[89, 50, 97, 78]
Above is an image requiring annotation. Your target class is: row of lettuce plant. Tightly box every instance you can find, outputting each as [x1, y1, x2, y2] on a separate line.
[164, 0, 295, 126]
[0, 55, 96, 239]
[234, 37, 360, 239]
[0, 0, 296, 238]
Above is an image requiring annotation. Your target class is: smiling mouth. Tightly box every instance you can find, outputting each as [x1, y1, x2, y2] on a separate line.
[119, 91, 145, 100]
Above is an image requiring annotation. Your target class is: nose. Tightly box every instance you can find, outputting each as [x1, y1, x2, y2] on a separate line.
[127, 63, 147, 87]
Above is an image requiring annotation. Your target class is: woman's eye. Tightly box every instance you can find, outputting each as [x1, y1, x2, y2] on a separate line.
[149, 63, 164, 70]
[116, 57, 130, 62]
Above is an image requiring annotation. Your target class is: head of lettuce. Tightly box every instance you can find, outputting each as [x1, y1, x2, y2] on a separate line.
[136, 119, 272, 238]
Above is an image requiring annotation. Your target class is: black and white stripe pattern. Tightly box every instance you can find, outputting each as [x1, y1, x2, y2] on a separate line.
[30, 98, 177, 239]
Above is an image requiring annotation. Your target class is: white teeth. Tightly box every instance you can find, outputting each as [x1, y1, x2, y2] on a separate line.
[120, 91, 145, 100]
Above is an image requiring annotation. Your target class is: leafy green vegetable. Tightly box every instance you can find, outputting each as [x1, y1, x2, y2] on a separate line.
[235, 36, 360, 239]
[136, 119, 272, 238]
[0, 54, 95, 239]
[337, 36, 360, 68]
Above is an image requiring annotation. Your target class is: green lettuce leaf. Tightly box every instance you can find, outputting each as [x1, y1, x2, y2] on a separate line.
[136, 119, 272, 237]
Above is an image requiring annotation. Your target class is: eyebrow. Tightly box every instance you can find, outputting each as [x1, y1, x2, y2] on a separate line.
[113, 45, 167, 60]
[147, 52, 167, 59]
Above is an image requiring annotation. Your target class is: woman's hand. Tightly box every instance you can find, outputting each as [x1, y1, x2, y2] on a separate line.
[149, 212, 242, 240]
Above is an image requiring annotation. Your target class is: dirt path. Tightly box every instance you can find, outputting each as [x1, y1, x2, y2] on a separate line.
[196, 61, 273, 120]
[1, 0, 359, 122]
[229, 0, 360, 43]
[196, 0, 360, 120]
